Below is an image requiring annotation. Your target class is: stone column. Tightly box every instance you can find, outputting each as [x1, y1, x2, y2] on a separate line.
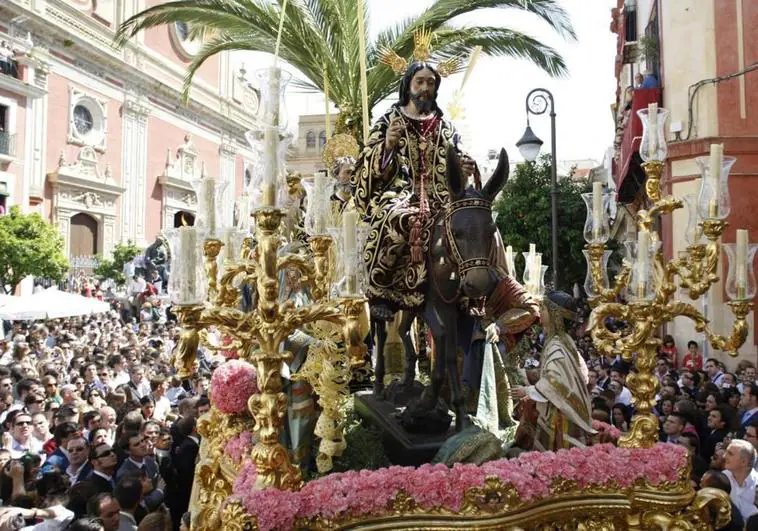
[25, 57, 50, 204]
[121, 96, 151, 245]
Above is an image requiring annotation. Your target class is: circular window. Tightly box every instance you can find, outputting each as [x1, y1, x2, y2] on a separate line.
[73, 105, 94, 136]
[175, 22, 190, 41]
[170, 22, 202, 59]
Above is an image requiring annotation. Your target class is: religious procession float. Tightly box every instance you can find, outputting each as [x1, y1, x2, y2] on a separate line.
[118, 3, 754, 529]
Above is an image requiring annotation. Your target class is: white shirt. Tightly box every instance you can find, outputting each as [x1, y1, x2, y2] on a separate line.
[616, 386, 633, 406]
[65, 462, 88, 485]
[153, 395, 171, 422]
[10, 437, 43, 459]
[724, 469, 758, 519]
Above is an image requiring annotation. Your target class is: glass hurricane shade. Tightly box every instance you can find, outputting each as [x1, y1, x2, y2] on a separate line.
[624, 238, 661, 301]
[696, 155, 737, 221]
[301, 175, 335, 235]
[327, 224, 370, 297]
[637, 107, 670, 162]
[582, 249, 612, 298]
[516, 125, 543, 162]
[681, 194, 705, 246]
[190, 178, 230, 238]
[255, 67, 292, 131]
[581, 191, 613, 244]
[723, 243, 758, 300]
[165, 226, 208, 306]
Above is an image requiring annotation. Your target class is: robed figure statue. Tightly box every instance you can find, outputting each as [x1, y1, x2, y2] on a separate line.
[352, 61, 478, 321]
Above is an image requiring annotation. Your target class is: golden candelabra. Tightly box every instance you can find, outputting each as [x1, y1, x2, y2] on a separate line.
[171, 205, 367, 491]
[587, 154, 753, 448]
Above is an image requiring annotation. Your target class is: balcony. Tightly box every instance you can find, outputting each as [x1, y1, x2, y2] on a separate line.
[0, 57, 19, 80]
[0, 131, 16, 163]
[613, 87, 662, 203]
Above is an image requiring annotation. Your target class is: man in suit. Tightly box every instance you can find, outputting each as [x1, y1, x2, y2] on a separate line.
[702, 405, 730, 464]
[41, 422, 80, 474]
[740, 383, 758, 429]
[87, 443, 119, 494]
[661, 413, 687, 444]
[116, 432, 164, 510]
[171, 416, 200, 526]
[65, 435, 92, 486]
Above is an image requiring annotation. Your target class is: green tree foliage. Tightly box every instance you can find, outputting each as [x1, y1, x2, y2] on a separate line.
[0, 206, 69, 294]
[94, 241, 143, 286]
[115, 0, 575, 141]
[493, 155, 590, 291]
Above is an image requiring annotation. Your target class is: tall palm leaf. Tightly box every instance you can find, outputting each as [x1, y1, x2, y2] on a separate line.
[116, 0, 575, 140]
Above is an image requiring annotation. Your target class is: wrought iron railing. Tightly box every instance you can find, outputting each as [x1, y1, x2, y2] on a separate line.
[0, 131, 15, 157]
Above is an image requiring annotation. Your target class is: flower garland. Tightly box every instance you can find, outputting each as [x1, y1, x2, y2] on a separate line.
[224, 431, 256, 464]
[210, 360, 259, 415]
[230, 443, 687, 531]
[591, 420, 623, 442]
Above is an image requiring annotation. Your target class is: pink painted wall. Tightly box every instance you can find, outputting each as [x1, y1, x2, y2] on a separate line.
[0, 87, 27, 207]
[142, 1, 220, 90]
[144, 115, 221, 241]
[45, 73, 123, 226]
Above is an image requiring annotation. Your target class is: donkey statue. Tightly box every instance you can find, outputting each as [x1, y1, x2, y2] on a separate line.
[372, 145, 510, 431]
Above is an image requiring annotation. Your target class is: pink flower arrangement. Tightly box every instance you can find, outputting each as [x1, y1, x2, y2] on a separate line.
[225, 431, 255, 463]
[231, 444, 688, 530]
[592, 420, 623, 442]
[210, 360, 259, 414]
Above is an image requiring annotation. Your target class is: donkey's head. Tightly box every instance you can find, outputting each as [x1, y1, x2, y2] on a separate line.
[444, 146, 509, 299]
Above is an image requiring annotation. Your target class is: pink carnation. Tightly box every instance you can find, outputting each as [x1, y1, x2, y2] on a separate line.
[225, 431, 255, 463]
[229, 443, 688, 528]
[211, 360, 259, 414]
[592, 420, 623, 441]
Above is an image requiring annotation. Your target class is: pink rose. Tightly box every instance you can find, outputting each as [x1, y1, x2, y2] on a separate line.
[210, 360, 259, 414]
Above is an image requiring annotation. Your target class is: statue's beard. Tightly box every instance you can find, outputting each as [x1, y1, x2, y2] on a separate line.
[410, 91, 436, 115]
[335, 182, 351, 195]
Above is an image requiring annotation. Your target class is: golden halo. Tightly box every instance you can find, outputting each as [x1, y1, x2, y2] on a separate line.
[322, 133, 360, 169]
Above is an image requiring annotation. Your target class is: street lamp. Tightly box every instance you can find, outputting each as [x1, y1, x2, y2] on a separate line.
[516, 88, 558, 288]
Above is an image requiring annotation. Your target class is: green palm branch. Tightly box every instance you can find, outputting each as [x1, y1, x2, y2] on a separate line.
[115, 0, 575, 140]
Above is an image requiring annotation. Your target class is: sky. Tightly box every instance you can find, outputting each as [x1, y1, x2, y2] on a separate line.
[236, 0, 618, 165]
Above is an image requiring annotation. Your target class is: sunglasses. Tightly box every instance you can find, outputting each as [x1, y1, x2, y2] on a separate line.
[95, 449, 114, 459]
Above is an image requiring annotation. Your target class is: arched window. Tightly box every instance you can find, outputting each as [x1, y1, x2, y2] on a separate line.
[318, 130, 327, 149]
[306, 131, 316, 149]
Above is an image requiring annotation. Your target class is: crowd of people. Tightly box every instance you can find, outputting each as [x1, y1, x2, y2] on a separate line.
[0, 289, 216, 531]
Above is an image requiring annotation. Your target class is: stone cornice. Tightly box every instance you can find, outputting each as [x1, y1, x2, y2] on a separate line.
[0, 71, 47, 98]
[3, 0, 255, 141]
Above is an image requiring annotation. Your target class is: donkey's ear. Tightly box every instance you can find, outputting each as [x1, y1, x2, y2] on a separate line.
[482, 148, 509, 200]
[445, 145, 465, 199]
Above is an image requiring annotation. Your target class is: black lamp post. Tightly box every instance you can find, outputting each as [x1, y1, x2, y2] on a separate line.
[516, 88, 558, 288]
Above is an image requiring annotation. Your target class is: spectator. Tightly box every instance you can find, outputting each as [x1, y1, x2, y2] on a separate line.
[661, 413, 687, 443]
[65, 436, 92, 485]
[723, 439, 758, 519]
[88, 443, 119, 494]
[701, 470, 746, 531]
[114, 475, 142, 531]
[682, 341, 704, 371]
[740, 383, 758, 429]
[87, 492, 121, 531]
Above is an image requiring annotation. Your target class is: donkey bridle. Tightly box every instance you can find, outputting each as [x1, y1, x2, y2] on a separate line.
[442, 197, 493, 274]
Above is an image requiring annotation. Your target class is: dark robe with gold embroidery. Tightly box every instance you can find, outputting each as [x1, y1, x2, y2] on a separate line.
[352, 105, 462, 309]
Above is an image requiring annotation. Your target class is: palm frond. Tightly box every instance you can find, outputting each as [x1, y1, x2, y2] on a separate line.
[432, 26, 568, 77]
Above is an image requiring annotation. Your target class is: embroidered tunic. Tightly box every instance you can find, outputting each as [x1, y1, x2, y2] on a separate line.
[353, 105, 460, 309]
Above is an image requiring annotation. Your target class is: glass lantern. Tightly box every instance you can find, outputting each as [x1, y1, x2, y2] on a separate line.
[696, 155, 736, 221]
[521, 251, 542, 294]
[581, 191, 613, 244]
[256, 67, 292, 130]
[624, 238, 660, 301]
[637, 106, 670, 162]
[327, 223, 369, 297]
[217, 228, 249, 270]
[681, 194, 705, 246]
[582, 249, 612, 297]
[191, 177, 229, 238]
[301, 174, 335, 235]
[723, 243, 758, 301]
[165, 226, 208, 306]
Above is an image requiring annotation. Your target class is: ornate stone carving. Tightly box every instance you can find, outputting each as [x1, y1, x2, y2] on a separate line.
[71, 191, 103, 208]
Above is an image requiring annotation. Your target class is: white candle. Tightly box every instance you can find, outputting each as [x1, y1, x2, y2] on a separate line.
[267, 66, 282, 126]
[343, 210, 358, 256]
[736, 229, 748, 294]
[534, 254, 542, 293]
[238, 192, 250, 230]
[198, 174, 217, 235]
[505, 245, 515, 277]
[263, 126, 279, 192]
[708, 144, 723, 217]
[179, 227, 197, 303]
[647, 103, 658, 156]
[314, 171, 326, 234]
[527, 243, 536, 289]
[592, 181, 603, 240]
[637, 229, 650, 295]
